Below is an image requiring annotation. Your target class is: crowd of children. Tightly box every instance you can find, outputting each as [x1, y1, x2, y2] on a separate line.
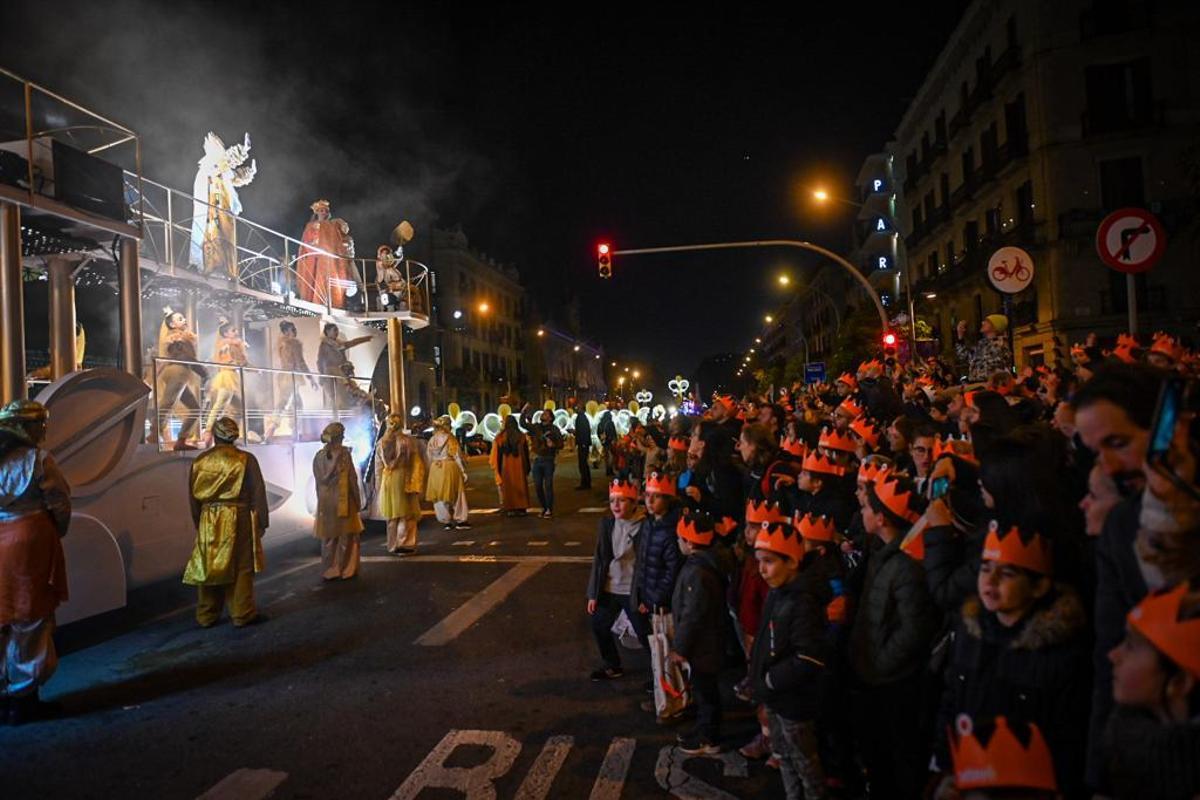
[585, 330, 1200, 799]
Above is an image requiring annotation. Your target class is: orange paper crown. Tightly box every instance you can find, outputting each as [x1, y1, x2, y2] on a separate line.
[932, 435, 978, 465]
[754, 521, 805, 562]
[677, 512, 715, 547]
[1127, 581, 1200, 679]
[714, 516, 739, 538]
[982, 521, 1053, 575]
[818, 427, 858, 453]
[835, 372, 858, 390]
[1112, 333, 1140, 364]
[803, 451, 847, 477]
[872, 473, 922, 523]
[858, 358, 884, 376]
[609, 478, 639, 500]
[795, 512, 838, 543]
[849, 417, 881, 449]
[857, 458, 891, 485]
[836, 396, 865, 419]
[1150, 331, 1183, 362]
[1070, 343, 1089, 363]
[950, 716, 1057, 793]
[745, 499, 789, 526]
[780, 437, 807, 458]
[713, 395, 736, 412]
[643, 471, 676, 497]
[668, 436, 689, 453]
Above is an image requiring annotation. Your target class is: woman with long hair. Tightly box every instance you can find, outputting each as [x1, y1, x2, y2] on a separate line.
[490, 415, 530, 517]
[205, 318, 249, 441]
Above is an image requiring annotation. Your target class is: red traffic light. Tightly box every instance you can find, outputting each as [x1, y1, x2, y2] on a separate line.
[882, 332, 897, 347]
[597, 243, 613, 279]
[598, 243, 610, 255]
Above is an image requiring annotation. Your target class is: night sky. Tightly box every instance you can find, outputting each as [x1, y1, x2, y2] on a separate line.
[2, 1, 965, 386]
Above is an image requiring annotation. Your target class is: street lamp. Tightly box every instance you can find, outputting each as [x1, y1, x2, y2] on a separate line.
[764, 314, 774, 324]
[477, 301, 490, 314]
[452, 309, 463, 320]
[632, 370, 640, 379]
[573, 344, 581, 352]
[754, 337, 761, 344]
[812, 188, 830, 202]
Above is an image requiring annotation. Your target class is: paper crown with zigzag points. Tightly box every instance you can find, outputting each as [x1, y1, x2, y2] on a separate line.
[950, 716, 1057, 793]
[982, 521, 1053, 575]
[754, 521, 804, 562]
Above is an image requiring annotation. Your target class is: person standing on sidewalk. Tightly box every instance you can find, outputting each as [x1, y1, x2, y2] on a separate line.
[313, 422, 364, 580]
[585, 477, 648, 680]
[529, 410, 564, 518]
[573, 403, 592, 490]
[0, 400, 72, 725]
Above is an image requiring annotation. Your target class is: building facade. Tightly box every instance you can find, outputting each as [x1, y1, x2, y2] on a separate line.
[891, 0, 1200, 367]
[527, 324, 606, 408]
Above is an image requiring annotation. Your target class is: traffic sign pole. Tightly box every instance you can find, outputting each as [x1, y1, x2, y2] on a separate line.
[1095, 207, 1166, 335]
[1127, 273, 1138, 334]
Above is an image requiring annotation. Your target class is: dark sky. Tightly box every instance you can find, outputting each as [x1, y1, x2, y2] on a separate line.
[1, 1, 965, 385]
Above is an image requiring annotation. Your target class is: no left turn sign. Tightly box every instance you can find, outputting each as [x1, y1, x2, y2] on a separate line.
[1096, 207, 1166, 274]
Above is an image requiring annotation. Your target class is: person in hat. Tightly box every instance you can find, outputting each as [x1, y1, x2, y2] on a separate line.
[747, 519, 831, 799]
[490, 414, 530, 518]
[313, 422, 364, 579]
[1103, 580, 1200, 799]
[670, 509, 727, 755]
[848, 471, 937, 799]
[942, 716, 1059, 800]
[297, 199, 356, 306]
[184, 416, 270, 627]
[585, 477, 648, 680]
[932, 522, 1089, 797]
[967, 314, 1013, 383]
[375, 414, 425, 554]
[425, 415, 470, 530]
[0, 400, 71, 725]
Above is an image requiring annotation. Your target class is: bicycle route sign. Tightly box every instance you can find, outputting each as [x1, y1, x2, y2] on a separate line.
[1096, 207, 1166, 274]
[986, 246, 1035, 294]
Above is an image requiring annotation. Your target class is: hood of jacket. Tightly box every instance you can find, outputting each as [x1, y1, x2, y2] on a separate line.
[961, 584, 1085, 651]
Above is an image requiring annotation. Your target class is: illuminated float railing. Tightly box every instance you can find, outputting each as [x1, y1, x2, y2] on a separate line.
[124, 174, 430, 326]
[150, 356, 380, 452]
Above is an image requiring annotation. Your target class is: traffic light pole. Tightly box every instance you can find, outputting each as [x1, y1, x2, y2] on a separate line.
[610, 239, 890, 335]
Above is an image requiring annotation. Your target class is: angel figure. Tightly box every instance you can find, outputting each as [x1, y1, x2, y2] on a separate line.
[189, 132, 257, 278]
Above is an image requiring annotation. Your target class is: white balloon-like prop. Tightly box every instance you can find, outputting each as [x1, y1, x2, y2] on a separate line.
[635, 390, 653, 405]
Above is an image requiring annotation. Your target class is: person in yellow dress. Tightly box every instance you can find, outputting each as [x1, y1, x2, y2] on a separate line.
[205, 318, 250, 440]
[183, 416, 270, 627]
[425, 415, 470, 530]
[313, 422, 364, 579]
[376, 414, 425, 554]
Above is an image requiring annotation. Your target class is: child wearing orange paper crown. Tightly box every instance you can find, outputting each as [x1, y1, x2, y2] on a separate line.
[790, 450, 854, 531]
[941, 716, 1059, 800]
[848, 471, 937, 800]
[585, 478, 648, 681]
[747, 520, 831, 799]
[669, 509, 727, 755]
[1103, 580, 1200, 800]
[631, 472, 683, 619]
[932, 522, 1089, 799]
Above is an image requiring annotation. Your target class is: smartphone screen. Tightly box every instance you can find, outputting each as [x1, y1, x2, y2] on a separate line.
[930, 476, 950, 500]
[1149, 378, 1184, 462]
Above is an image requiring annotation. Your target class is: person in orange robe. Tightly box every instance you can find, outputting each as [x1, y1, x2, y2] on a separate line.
[0, 400, 71, 725]
[296, 199, 356, 307]
[490, 415, 530, 516]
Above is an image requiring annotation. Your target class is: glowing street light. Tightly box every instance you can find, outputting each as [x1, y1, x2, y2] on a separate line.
[610, 361, 617, 367]
[477, 301, 490, 314]
[754, 337, 761, 344]
[777, 274, 790, 286]
[536, 328, 545, 337]
[573, 344, 581, 352]
[632, 370, 641, 379]
[617, 376, 626, 387]
[452, 309, 463, 320]
[812, 188, 829, 202]
[764, 314, 774, 324]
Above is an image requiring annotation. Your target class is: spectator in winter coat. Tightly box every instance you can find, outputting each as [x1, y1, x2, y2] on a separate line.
[630, 472, 683, 615]
[1103, 580, 1200, 800]
[965, 314, 1013, 382]
[788, 451, 854, 532]
[738, 423, 800, 503]
[749, 520, 832, 800]
[849, 472, 937, 800]
[931, 523, 1090, 799]
[670, 510, 727, 755]
[585, 478, 648, 680]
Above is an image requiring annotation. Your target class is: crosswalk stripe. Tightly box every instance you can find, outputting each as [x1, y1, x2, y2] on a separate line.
[527, 541, 549, 547]
[564, 541, 581, 547]
[365, 555, 590, 564]
[414, 563, 545, 646]
[196, 768, 288, 800]
[451, 540, 475, 546]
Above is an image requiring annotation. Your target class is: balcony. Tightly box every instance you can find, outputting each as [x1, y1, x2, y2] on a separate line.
[992, 45, 1022, 83]
[949, 106, 970, 140]
[1081, 100, 1164, 138]
[950, 173, 979, 207]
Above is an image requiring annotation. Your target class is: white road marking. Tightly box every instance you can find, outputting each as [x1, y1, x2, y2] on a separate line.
[579, 507, 608, 513]
[390, 729, 522, 800]
[513, 735, 573, 800]
[527, 540, 549, 547]
[588, 737, 637, 800]
[487, 541, 502, 547]
[564, 541, 581, 547]
[363, 554, 591, 565]
[196, 768, 288, 800]
[451, 540, 475, 546]
[414, 562, 545, 646]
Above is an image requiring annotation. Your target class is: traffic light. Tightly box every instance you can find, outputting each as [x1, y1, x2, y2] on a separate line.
[597, 243, 612, 278]
[882, 330, 898, 356]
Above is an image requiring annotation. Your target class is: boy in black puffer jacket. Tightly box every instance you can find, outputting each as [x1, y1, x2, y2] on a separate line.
[931, 522, 1089, 799]
[670, 510, 727, 755]
[749, 520, 831, 800]
[631, 472, 683, 617]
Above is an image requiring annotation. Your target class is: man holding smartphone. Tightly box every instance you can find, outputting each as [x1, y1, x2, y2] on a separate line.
[528, 410, 564, 518]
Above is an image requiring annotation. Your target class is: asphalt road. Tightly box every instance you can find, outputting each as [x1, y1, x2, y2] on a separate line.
[2, 450, 788, 799]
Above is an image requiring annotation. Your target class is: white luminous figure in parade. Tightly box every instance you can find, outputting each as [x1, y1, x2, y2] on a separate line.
[296, 200, 356, 307]
[189, 132, 256, 277]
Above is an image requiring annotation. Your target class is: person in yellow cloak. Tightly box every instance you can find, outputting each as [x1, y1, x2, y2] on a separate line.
[313, 422, 364, 579]
[183, 416, 270, 627]
[375, 414, 426, 554]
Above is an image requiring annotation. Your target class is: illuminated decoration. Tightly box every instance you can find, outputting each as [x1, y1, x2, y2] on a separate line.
[441, 400, 684, 446]
[679, 398, 700, 415]
[189, 131, 256, 277]
[667, 375, 690, 400]
[651, 404, 666, 421]
[635, 390, 653, 405]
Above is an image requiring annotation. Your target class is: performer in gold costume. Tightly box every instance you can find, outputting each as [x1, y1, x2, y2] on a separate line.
[425, 416, 470, 530]
[313, 423, 364, 580]
[296, 200, 356, 307]
[0, 400, 71, 725]
[204, 318, 250, 440]
[27, 322, 86, 380]
[184, 417, 269, 627]
[156, 308, 204, 450]
[375, 414, 426, 554]
[189, 132, 256, 278]
[263, 320, 318, 440]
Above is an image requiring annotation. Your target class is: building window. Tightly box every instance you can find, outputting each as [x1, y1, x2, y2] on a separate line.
[964, 220, 980, 251]
[1005, 93, 1028, 150]
[1006, 14, 1018, 50]
[944, 240, 955, 271]
[927, 252, 938, 278]
[935, 111, 947, 145]
[940, 173, 951, 206]
[961, 147, 975, 181]
[985, 206, 1001, 235]
[1084, 58, 1153, 134]
[1016, 180, 1034, 226]
[1099, 156, 1145, 209]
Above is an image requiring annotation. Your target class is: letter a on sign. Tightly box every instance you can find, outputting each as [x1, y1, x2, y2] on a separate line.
[875, 218, 887, 232]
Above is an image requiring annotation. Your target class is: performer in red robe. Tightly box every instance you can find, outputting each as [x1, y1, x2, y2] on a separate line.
[296, 200, 356, 308]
